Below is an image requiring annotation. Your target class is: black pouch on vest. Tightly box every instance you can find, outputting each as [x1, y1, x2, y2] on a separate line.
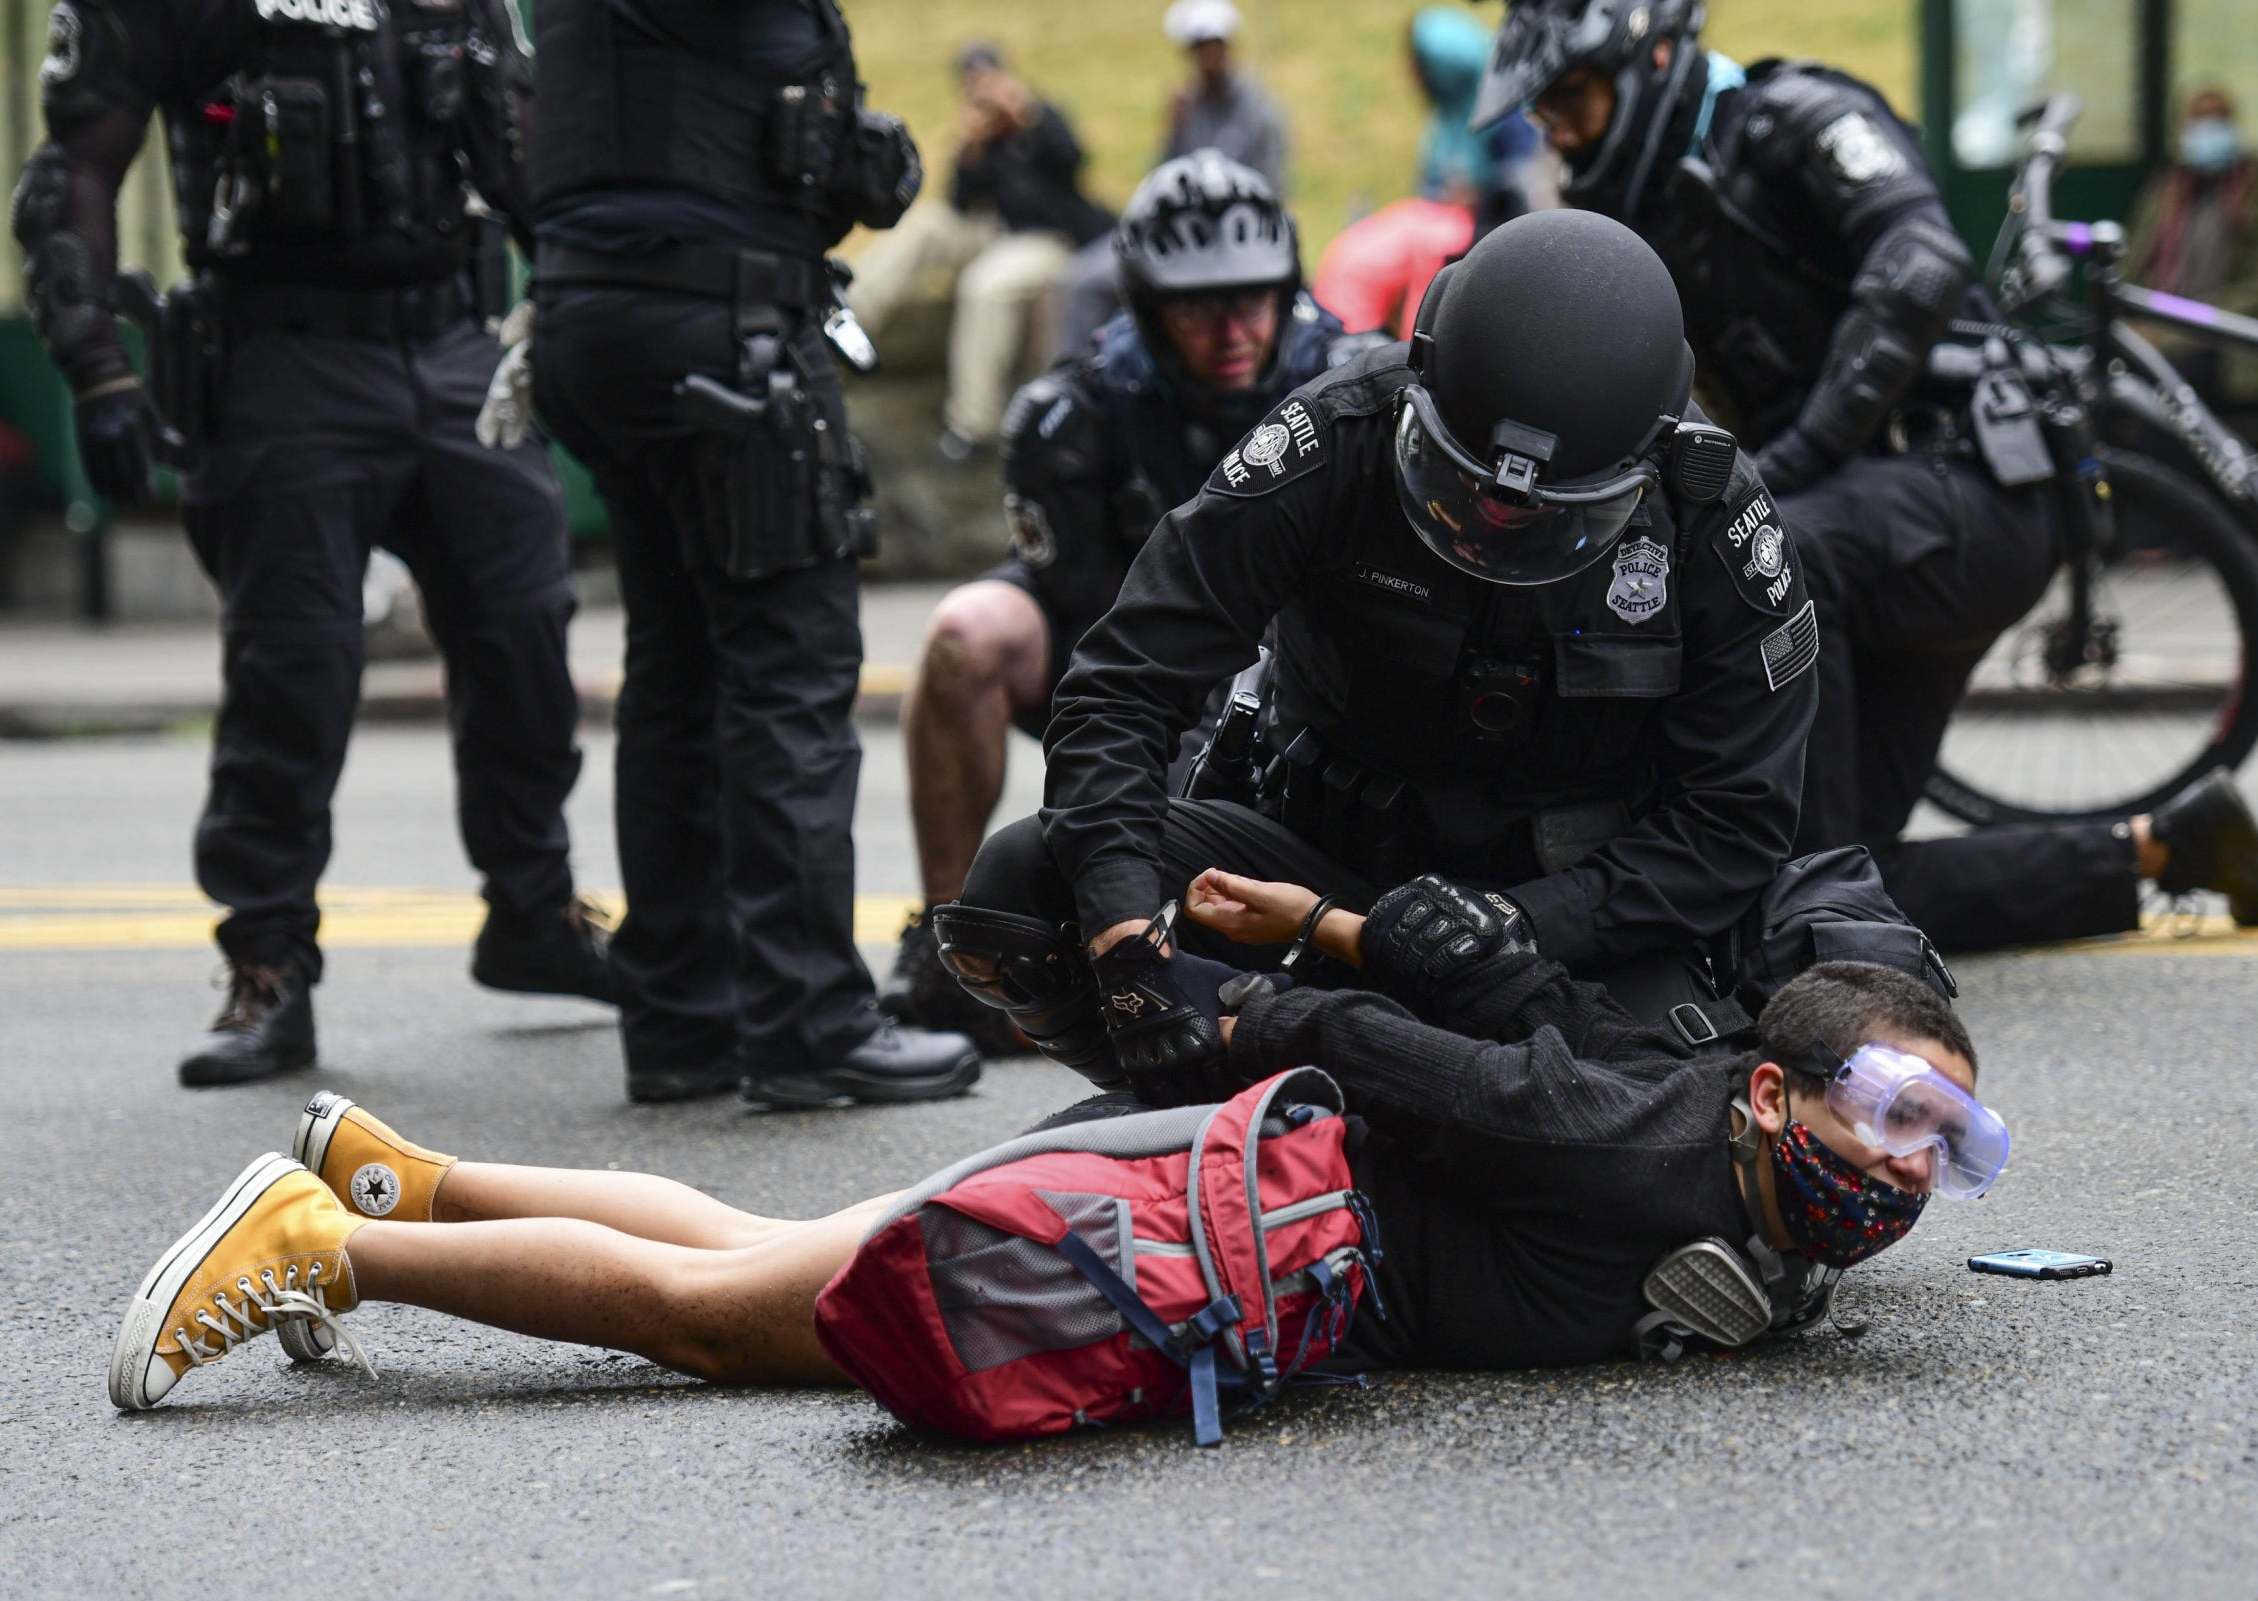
[229, 78, 336, 236]
[765, 75, 850, 196]
[408, 40, 466, 126]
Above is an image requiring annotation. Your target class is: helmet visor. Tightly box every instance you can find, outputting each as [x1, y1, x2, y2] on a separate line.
[1825, 1043, 2011, 1200]
[1391, 384, 1654, 586]
[1472, 3, 1597, 130]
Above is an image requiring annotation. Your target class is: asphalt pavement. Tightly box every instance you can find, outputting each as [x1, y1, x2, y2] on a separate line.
[3, 724, 2256, 1600]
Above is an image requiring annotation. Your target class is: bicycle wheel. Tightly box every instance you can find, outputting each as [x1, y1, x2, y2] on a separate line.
[1926, 448, 2258, 825]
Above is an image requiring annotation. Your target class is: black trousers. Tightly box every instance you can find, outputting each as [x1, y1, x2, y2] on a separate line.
[182, 317, 582, 982]
[962, 802, 1718, 1024]
[535, 284, 880, 1076]
[1786, 453, 2141, 952]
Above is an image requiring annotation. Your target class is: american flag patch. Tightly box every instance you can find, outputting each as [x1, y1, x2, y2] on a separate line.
[1760, 600, 1819, 692]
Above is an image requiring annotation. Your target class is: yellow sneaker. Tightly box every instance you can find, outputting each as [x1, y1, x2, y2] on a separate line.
[292, 1091, 457, 1224]
[279, 1093, 456, 1363]
[109, 1154, 372, 1410]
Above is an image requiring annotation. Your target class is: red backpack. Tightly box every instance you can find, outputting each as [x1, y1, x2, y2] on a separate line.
[813, 1068, 1382, 1446]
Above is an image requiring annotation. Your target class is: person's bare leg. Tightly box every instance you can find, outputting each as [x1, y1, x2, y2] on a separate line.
[431, 1162, 796, 1250]
[346, 1193, 902, 1385]
[904, 580, 1052, 904]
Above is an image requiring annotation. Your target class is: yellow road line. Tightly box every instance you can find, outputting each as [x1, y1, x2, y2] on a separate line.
[0, 882, 2245, 957]
[0, 886, 919, 951]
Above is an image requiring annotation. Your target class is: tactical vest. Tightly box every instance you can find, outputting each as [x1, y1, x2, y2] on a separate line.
[1267, 473, 1691, 879]
[165, 0, 500, 285]
[531, 0, 850, 239]
[1645, 69, 1861, 446]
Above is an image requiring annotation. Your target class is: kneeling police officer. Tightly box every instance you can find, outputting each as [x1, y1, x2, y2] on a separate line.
[526, 0, 980, 1106]
[1478, 0, 2258, 950]
[887, 152, 1379, 1054]
[944, 209, 1819, 1102]
[14, 0, 613, 1086]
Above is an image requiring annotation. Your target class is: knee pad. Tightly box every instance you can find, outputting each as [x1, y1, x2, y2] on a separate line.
[927, 902, 1119, 1088]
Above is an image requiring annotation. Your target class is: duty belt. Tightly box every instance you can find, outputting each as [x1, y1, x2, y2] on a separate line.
[212, 277, 469, 342]
[535, 242, 830, 310]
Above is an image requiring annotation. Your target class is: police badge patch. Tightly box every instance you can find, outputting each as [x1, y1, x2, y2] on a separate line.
[1003, 493, 1057, 569]
[1816, 112, 1904, 186]
[1208, 397, 1325, 497]
[40, 1, 82, 86]
[1605, 536, 1670, 625]
[1712, 488, 1801, 616]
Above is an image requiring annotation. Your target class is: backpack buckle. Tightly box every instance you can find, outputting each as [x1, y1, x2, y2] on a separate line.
[1669, 1002, 1720, 1047]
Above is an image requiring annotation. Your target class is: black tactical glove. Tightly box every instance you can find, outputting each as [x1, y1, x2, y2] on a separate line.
[1361, 875, 1535, 1010]
[1090, 903, 1233, 1106]
[74, 382, 156, 508]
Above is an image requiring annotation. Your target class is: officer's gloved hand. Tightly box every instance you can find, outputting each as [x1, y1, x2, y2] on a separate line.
[1752, 429, 1830, 499]
[475, 301, 537, 451]
[1362, 874, 1534, 1010]
[1089, 904, 1233, 1106]
[74, 382, 156, 508]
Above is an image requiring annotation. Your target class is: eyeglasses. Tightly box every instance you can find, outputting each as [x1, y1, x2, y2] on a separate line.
[1156, 290, 1278, 336]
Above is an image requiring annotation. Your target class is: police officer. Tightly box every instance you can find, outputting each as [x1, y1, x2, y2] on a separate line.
[13, 0, 614, 1088]
[885, 152, 1381, 1054]
[1476, 0, 2258, 950]
[939, 210, 1818, 1101]
[524, 0, 981, 1107]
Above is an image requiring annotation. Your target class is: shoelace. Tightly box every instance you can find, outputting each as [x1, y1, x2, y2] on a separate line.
[208, 965, 288, 1031]
[176, 1260, 376, 1380]
[2141, 885, 2210, 939]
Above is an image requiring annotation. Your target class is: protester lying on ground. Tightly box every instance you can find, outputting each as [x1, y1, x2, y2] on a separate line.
[110, 875, 1999, 1415]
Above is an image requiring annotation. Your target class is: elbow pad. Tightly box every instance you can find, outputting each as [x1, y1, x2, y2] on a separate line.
[828, 106, 923, 232]
[10, 141, 126, 391]
[1799, 215, 1971, 460]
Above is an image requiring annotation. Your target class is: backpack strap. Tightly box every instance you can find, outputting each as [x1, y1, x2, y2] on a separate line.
[1052, 1229, 1246, 1447]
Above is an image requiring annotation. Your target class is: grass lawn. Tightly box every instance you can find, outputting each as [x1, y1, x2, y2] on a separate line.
[845, 0, 1916, 260]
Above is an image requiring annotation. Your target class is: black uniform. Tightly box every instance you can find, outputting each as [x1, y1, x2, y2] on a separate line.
[986, 300, 1370, 736]
[1626, 56, 2137, 951]
[964, 345, 1819, 1011]
[19, 0, 584, 982]
[526, 0, 920, 1081]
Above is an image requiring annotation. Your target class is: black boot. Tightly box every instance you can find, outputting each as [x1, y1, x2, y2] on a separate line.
[2151, 769, 2258, 926]
[625, 1058, 745, 1105]
[178, 964, 317, 1088]
[743, 1019, 982, 1110]
[472, 897, 620, 1004]
[879, 911, 1027, 1057]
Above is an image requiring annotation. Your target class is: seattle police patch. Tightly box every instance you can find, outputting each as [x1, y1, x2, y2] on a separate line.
[40, 2, 81, 85]
[1712, 488, 1801, 616]
[1605, 536, 1669, 625]
[1816, 112, 1903, 186]
[1003, 493, 1057, 569]
[1208, 397, 1325, 497]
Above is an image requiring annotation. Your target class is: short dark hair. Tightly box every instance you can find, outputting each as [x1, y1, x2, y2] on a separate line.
[1755, 960, 1978, 1087]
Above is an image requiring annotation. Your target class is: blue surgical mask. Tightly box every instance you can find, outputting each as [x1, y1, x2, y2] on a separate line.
[2181, 117, 2241, 173]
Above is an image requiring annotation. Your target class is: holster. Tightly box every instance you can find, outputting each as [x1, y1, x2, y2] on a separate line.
[672, 302, 877, 581]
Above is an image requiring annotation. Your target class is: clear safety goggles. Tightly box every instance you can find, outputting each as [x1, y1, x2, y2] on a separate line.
[1391, 383, 1658, 586]
[1822, 1042, 2010, 1200]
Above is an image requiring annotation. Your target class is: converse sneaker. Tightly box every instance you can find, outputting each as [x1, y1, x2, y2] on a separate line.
[110, 1154, 372, 1410]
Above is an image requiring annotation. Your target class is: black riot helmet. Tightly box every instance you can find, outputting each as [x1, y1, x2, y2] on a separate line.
[1394, 209, 1700, 586]
[1472, 0, 1709, 221]
[1115, 150, 1303, 407]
